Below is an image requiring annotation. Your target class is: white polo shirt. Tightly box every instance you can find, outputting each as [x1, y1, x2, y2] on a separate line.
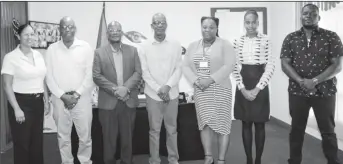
[1, 45, 47, 93]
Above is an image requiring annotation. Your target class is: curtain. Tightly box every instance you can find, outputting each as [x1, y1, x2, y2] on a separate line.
[0, 2, 28, 152]
[299, 1, 340, 11]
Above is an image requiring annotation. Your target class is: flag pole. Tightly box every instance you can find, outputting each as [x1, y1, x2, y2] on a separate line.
[103, 2, 106, 24]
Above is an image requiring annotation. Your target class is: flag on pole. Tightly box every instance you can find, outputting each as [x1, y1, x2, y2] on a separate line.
[96, 2, 108, 48]
[93, 2, 108, 108]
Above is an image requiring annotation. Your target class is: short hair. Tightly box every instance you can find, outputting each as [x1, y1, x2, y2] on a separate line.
[201, 16, 219, 37]
[244, 10, 259, 19]
[302, 3, 319, 13]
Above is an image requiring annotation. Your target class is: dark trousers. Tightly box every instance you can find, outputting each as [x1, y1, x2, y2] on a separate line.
[99, 101, 136, 164]
[288, 94, 341, 164]
[8, 93, 44, 164]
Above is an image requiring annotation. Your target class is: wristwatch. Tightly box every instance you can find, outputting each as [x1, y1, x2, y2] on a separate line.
[73, 92, 81, 99]
[312, 78, 319, 85]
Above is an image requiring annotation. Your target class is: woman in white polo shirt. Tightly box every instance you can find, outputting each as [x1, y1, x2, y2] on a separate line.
[1, 24, 50, 164]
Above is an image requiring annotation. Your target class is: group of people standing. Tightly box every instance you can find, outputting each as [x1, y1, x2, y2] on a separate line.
[1, 3, 342, 164]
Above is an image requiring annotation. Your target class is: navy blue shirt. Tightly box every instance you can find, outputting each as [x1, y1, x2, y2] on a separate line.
[280, 27, 343, 97]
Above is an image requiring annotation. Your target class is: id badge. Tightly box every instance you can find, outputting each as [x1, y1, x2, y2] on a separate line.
[199, 60, 208, 68]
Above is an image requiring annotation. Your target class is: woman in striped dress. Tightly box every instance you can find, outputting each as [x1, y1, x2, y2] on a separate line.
[232, 10, 275, 164]
[183, 16, 236, 164]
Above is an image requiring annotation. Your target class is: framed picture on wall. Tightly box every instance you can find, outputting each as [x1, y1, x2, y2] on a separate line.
[29, 21, 61, 49]
[211, 7, 267, 42]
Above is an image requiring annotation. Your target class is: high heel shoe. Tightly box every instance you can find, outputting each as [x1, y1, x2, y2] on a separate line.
[204, 155, 214, 164]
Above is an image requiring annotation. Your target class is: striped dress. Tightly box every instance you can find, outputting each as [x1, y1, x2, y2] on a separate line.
[193, 45, 232, 135]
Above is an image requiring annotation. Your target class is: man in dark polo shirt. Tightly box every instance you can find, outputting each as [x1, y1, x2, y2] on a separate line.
[281, 4, 343, 164]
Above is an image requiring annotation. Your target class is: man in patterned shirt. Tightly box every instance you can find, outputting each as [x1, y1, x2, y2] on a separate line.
[281, 4, 343, 164]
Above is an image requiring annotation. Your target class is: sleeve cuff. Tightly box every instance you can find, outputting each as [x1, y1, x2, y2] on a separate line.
[256, 83, 265, 90]
[237, 83, 245, 90]
[0, 70, 14, 75]
[166, 80, 174, 88]
[56, 90, 65, 99]
[76, 88, 83, 96]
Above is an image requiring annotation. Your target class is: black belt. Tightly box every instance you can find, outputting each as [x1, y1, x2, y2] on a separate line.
[14, 92, 43, 98]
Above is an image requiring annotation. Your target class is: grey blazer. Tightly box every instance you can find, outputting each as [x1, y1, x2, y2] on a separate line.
[93, 44, 142, 110]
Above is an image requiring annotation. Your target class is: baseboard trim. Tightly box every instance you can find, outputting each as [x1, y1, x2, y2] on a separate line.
[269, 116, 343, 152]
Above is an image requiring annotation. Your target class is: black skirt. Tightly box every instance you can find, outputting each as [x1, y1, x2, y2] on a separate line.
[234, 64, 270, 122]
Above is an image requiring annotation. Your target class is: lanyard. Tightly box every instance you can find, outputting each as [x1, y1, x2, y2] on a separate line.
[202, 38, 215, 60]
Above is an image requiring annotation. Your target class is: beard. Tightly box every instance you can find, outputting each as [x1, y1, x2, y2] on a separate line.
[109, 39, 121, 44]
[303, 22, 318, 30]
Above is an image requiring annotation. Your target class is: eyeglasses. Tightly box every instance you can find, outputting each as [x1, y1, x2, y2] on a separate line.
[61, 25, 75, 30]
[108, 29, 122, 34]
[152, 21, 167, 26]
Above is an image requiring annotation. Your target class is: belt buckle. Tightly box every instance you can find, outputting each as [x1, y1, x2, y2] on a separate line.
[35, 94, 41, 98]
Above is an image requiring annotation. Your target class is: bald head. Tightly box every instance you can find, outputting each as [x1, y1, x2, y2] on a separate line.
[60, 16, 75, 26]
[107, 21, 123, 44]
[152, 13, 166, 23]
[151, 13, 167, 37]
[59, 16, 76, 42]
[107, 21, 122, 30]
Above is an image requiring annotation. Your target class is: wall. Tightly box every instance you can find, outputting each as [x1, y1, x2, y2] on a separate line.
[28, 1, 271, 95]
[28, 2, 272, 49]
[28, 1, 343, 149]
[268, 2, 295, 126]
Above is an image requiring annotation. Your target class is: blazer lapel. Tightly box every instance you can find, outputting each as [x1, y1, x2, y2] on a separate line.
[105, 45, 115, 70]
[105, 44, 117, 79]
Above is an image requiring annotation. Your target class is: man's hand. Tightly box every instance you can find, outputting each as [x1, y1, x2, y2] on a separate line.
[159, 85, 171, 95]
[241, 88, 256, 101]
[73, 92, 81, 100]
[158, 93, 170, 103]
[114, 86, 129, 98]
[158, 85, 171, 102]
[118, 94, 130, 102]
[303, 78, 316, 90]
[61, 94, 78, 109]
[198, 78, 214, 91]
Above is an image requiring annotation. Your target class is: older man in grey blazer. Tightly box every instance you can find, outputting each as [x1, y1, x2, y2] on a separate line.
[93, 21, 142, 164]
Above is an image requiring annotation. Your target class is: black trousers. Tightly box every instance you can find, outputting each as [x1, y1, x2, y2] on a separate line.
[8, 93, 44, 164]
[288, 94, 341, 164]
[99, 101, 136, 164]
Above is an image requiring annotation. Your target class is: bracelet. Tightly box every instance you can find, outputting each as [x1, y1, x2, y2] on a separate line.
[312, 78, 319, 85]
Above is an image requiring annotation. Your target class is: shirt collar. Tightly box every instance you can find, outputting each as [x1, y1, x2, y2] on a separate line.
[243, 33, 264, 39]
[152, 36, 169, 45]
[15, 45, 34, 55]
[299, 26, 321, 35]
[59, 37, 83, 48]
[110, 43, 122, 53]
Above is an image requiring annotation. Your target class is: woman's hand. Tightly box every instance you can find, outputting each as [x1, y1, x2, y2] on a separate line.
[44, 101, 51, 116]
[194, 79, 203, 90]
[198, 78, 215, 91]
[241, 88, 256, 101]
[14, 109, 25, 124]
